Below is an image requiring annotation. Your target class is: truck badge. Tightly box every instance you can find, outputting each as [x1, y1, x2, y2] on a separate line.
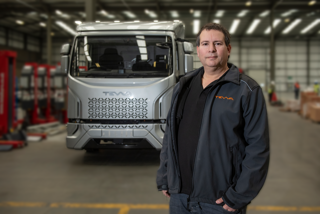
[103, 91, 132, 96]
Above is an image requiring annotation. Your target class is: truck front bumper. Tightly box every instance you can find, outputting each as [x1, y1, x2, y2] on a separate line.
[66, 123, 164, 150]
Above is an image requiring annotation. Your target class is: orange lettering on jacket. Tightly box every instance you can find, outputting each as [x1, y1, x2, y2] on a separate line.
[216, 96, 234, 101]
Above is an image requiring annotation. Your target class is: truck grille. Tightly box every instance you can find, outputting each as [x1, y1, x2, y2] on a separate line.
[88, 98, 148, 119]
[88, 125, 149, 129]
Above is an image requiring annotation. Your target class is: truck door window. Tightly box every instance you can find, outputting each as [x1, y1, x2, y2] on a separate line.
[70, 36, 173, 78]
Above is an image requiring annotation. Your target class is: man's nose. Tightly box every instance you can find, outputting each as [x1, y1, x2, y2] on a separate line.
[209, 43, 216, 52]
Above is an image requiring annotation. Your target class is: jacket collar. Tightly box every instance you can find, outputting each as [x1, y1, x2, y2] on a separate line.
[224, 63, 240, 85]
[182, 62, 240, 86]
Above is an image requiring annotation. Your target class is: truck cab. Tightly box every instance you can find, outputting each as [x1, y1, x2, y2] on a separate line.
[61, 21, 193, 151]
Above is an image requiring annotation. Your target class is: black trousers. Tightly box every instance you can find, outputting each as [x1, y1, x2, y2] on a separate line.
[169, 193, 247, 214]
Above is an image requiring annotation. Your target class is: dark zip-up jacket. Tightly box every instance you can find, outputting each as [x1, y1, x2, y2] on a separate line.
[156, 63, 270, 210]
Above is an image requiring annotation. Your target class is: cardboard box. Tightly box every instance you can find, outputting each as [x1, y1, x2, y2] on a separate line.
[300, 92, 320, 115]
[308, 103, 320, 122]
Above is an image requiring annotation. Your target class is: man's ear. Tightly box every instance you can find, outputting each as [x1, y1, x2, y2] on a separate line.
[197, 46, 200, 57]
[227, 44, 231, 57]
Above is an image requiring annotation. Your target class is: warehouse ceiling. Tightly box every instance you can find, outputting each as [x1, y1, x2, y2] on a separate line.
[0, 0, 319, 40]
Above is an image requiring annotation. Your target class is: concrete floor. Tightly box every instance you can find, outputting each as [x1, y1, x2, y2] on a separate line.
[1, 100, 320, 214]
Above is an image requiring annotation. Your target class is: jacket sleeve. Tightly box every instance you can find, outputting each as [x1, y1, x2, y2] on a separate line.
[156, 115, 171, 191]
[222, 86, 270, 209]
[156, 84, 180, 191]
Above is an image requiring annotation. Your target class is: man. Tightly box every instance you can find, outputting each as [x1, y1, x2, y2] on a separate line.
[268, 81, 275, 103]
[294, 81, 300, 100]
[156, 23, 270, 214]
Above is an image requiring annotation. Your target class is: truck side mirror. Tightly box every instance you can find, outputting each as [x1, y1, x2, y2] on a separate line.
[183, 42, 193, 54]
[60, 44, 71, 74]
[184, 55, 193, 74]
[60, 44, 71, 55]
[183, 42, 194, 74]
[176, 40, 194, 77]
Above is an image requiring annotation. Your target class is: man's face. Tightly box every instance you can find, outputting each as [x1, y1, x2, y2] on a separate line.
[197, 29, 231, 70]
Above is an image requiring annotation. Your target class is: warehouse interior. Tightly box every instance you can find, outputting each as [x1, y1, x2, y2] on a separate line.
[0, 0, 320, 213]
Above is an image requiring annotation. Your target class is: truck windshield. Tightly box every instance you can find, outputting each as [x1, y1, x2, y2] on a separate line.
[70, 35, 173, 78]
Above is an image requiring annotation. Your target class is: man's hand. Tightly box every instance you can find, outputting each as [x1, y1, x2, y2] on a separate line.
[162, 190, 170, 198]
[216, 198, 237, 212]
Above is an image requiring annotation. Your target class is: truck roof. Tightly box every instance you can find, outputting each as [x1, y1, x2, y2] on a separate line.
[76, 21, 185, 38]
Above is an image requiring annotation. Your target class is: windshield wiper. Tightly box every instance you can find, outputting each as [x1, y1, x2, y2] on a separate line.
[125, 73, 167, 78]
[125, 73, 156, 78]
[84, 73, 97, 77]
[83, 72, 116, 77]
[81, 72, 166, 78]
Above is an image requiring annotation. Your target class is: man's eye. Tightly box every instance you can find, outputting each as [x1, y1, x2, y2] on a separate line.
[215, 43, 222, 46]
[202, 43, 208, 46]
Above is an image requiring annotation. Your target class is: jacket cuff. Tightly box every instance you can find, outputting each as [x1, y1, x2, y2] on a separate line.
[222, 192, 236, 209]
[157, 185, 168, 191]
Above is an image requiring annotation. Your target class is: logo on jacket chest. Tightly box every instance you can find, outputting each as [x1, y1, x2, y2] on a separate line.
[216, 96, 234, 100]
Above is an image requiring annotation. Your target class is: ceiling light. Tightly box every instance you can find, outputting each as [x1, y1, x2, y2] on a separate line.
[39, 22, 46, 27]
[149, 12, 157, 18]
[301, 19, 320, 34]
[40, 13, 48, 19]
[75, 21, 82, 25]
[16, 20, 24, 25]
[246, 19, 260, 34]
[100, 10, 108, 16]
[170, 11, 179, 18]
[307, 12, 315, 16]
[123, 11, 136, 18]
[285, 18, 290, 23]
[237, 10, 249, 17]
[264, 19, 281, 34]
[246, 1, 252, 6]
[100, 10, 115, 19]
[173, 20, 180, 22]
[27, 11, 37, 16]
[215, 10, 224, 17]
[308, 0, 316, 6]
[229, 19, 240, 34]
[55, 10, 70, 19]
[282, 19, 301, 34]
[114, 20, 120, 22]
[145, 10, 157, 18]
[194, 10, 201, 18]
[95, 20, 100, 23]
[134, 20, 140, 22]
[193, 20, 200, 34]
[281, 9, 297, 17]
[259, 10, 269, 17]
[154, 20, 158, 22]
[55, 21, 77, 36]
[55, 10, 62, 15]
[190, 9, 194, 14]
[213, 19, 220, 24]
[61, 14, 70, 19]
[79, 12, 86, 18]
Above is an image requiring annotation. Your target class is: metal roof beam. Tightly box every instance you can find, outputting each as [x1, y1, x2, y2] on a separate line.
[1, 4, 318, 13]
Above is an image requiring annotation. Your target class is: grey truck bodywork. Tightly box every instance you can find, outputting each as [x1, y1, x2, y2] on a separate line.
[62, 21, 193, 150]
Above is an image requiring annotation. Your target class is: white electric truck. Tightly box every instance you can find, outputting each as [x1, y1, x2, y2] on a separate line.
[61, 21, 194, 152]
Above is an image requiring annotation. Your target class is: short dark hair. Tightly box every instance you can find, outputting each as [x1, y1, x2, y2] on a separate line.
[196, 23, 231, 47]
